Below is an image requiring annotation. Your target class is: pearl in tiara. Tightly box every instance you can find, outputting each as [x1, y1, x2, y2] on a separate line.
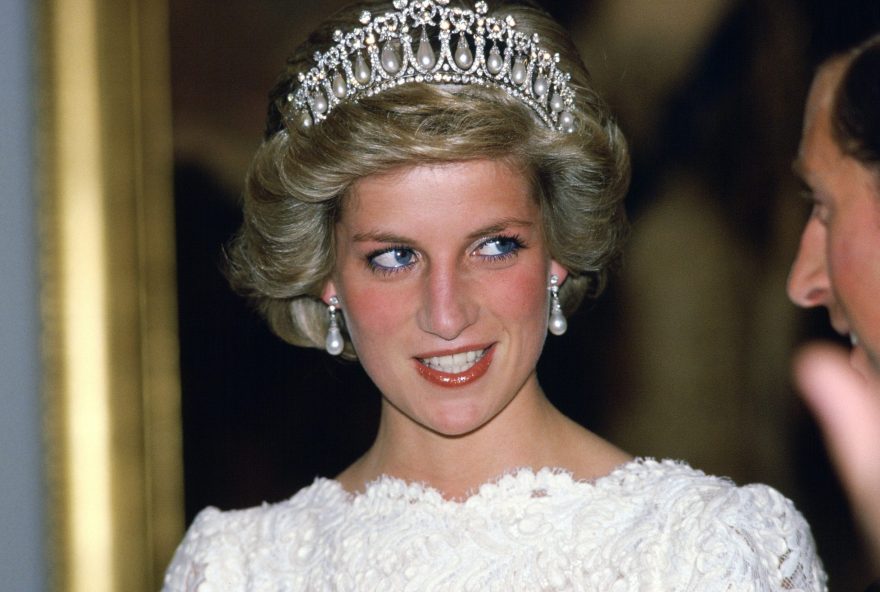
[287, 0, 577, 133]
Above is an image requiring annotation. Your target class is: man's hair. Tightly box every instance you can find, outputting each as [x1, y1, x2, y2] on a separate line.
[833, 34, 880, 172]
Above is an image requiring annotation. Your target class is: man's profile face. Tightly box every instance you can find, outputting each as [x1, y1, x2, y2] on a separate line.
[788, 58, 880, 376]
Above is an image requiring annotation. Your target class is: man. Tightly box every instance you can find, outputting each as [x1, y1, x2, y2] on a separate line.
[788, 34, 880, 575]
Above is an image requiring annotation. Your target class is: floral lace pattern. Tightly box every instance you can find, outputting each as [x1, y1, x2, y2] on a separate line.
[162, 459, 827, 591]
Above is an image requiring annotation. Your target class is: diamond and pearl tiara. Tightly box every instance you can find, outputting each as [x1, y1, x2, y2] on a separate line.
[287, 0, 577, 133]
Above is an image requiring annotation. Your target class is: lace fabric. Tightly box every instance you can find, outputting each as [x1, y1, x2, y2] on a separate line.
[162, 459, 828, 591]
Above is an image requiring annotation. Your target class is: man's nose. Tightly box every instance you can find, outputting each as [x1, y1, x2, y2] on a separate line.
[787, 216, 832, 309]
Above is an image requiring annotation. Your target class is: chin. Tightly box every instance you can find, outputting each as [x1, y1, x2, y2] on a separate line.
[421, 403, 498, 438]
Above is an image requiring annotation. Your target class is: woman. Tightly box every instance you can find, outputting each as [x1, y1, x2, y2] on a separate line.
[164, 0, 827, 589]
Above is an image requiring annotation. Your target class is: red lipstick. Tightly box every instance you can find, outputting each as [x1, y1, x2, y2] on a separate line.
[414, 344, 495, 387]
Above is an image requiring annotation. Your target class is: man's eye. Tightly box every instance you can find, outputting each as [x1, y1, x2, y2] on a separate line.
[369, 248, 415, 269]
[811, 202, 831, 224]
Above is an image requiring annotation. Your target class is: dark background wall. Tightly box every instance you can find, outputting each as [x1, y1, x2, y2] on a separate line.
[170, 1, 880, 587]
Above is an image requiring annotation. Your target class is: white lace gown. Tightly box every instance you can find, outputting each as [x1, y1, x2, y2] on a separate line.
[162, 459, 827, 591]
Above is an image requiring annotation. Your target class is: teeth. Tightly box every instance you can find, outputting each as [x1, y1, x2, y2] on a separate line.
[851, 333, 859, 346]
[420, 349, 486, 374]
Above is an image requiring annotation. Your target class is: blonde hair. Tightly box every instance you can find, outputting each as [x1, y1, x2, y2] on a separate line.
[227, 0, 630, 358]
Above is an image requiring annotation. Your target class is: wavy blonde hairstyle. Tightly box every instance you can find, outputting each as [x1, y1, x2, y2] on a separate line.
[227, 0, 630, 358]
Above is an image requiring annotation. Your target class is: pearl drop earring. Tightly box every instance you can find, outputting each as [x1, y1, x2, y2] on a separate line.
[548, 274, 567, 336]
[325, 296, 344, 355]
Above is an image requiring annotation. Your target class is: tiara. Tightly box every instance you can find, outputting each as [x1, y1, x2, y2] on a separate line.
[287, 0, 577, 133]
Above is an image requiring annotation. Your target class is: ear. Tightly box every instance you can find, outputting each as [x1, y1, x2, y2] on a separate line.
[321, 279, 338, 305]
[550, 260, 569, 285]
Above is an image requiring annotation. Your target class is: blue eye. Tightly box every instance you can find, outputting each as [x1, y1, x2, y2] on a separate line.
[474, 235, 523, 258]
[369, 247, 416, 271]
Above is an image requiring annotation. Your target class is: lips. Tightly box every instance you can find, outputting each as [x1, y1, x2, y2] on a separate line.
[415, 344, 495, 387]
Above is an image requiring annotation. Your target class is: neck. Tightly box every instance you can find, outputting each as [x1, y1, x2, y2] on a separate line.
[337, 382, 630, 499]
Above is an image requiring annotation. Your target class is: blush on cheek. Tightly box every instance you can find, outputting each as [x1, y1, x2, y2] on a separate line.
[342, 284, 412, 341]
[489, 268, 549, 319]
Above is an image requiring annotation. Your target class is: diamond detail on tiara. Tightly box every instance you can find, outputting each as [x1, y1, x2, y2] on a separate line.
[288, 0, 577, 133]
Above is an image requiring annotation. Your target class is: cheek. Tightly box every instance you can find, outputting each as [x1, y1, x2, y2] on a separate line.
[826, 232, 848, 285]
[827, 213, 880, 333]
[340, 282, 414, 345]
[484, 265, 549, 324]
[827, 216, 874, 293]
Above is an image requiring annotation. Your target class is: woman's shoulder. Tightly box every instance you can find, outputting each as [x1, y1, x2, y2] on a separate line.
[599, 456, 781, 502]
[609, 457, 813, 532]
[161, 478, 346, 591]
[571, 457, 815, 544]
[597, 458, 828, 589]
[181, 477, 347, 542]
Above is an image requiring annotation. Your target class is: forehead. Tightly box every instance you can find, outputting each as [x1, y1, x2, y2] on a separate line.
[796, 58, 880, 204]
[342, 159, 537, 221]
[797, 58, 849, 174]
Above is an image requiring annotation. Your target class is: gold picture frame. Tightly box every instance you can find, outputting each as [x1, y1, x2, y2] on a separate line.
[38, 0, 183, 590]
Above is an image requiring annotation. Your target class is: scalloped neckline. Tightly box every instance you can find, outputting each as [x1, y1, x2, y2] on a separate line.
[313, 457, 674, 507]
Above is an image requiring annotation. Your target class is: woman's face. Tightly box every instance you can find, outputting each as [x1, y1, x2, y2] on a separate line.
[324, 159, 567, 437]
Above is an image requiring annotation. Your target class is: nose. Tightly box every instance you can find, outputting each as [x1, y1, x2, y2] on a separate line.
[787, 216, 831, 308]
[417, 265, 478, 341]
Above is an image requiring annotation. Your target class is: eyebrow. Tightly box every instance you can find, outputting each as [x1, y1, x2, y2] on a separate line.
[351, 217, 535, 244]
[351, 230, 412, 244]
[465, 218, 535, 241]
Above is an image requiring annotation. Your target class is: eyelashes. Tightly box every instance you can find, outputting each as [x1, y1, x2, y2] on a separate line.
[473, 234, 525, 260]
[364, 234, 527, 276]
[799, 189, 832, 225]
[366, 246, 418, 275]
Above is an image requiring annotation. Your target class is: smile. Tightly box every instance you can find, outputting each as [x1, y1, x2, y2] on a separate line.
[420, 348, 487, 373]
[414, 345, 495, 387]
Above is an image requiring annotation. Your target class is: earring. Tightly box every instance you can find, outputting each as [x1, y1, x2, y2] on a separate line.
[548, 274, 567, 336]
[325, 296, 344, 355]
